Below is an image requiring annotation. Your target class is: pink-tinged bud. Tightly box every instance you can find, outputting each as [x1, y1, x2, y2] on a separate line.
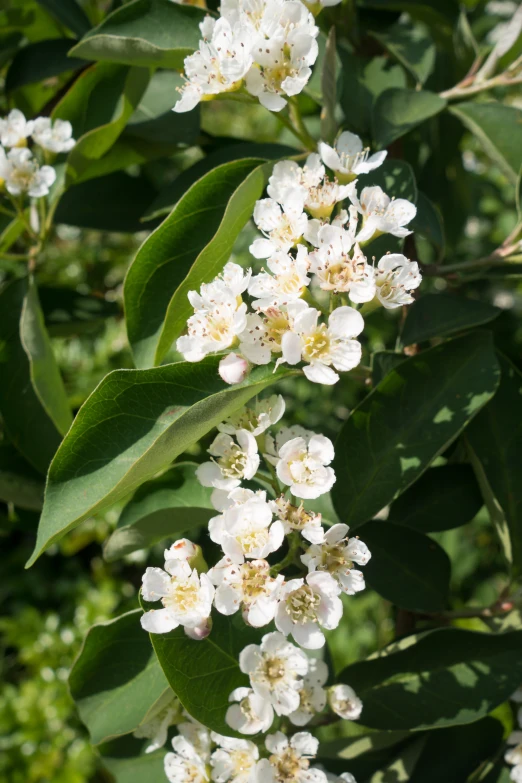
[219, 353, 249, 385]
[185, 618, 212, 641]
[164, 539, 207, 573]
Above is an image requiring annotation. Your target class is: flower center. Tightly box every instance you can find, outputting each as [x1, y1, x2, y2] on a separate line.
[163, 579, 200, 614]
[241, 563, 271, 599]
[218, 445, 248, 478]
[236, 528, 269, 555]
[262, 655, 287, 683]
[231, 750, 255, 774]
[270, 749, 308, 782]
[264, 309, 291, 351]
[302, 325, 331, 362]
[339, 147, 369, 172]
[286, 585, 321, 623]
[318, 542, 349, 574]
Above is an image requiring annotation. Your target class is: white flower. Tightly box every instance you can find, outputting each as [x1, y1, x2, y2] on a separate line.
[177, 720, 212, 761]
[248, 247, 311, 310]
[267, 156, 324, 209]
[140, 559, 214, 636]
[279, 303, 364, 385]
[238, 301, 309, 366]
[348, 184, 416, 243]
[208, 557, 284, 626]
[308, 225, 375, 302]
[165, 736, 209, 783]
[275, 430, 335, 500]
[133, 693, 181, 753]
[301, 523, 370, 595]
[270, 496, 324, 544]
[250, 198, 308, 258]
[257, 732, 327, 783]
[174, 17, 253, 112]
[289, 659, 328, 726]
[219, 353, 250, 385]
[275, 572, 343, 649]
[211, 736, 259, 783]
[328, 684, 363, 721]
[374, 253, 421, 309]
[319, 132, 387, 182]
[164, 538, 199, 567]
[177, 263, 250, 362]
[218, 394, 285, 437]
[240, 631, 309, 715]
[32, 117, 76, 153]
[226, 687, 274, 735]
[0, 147, 56, 197]
[0, 109, 34, 147]
[197, 429, 260, 491]
[208, 490, 284, 563]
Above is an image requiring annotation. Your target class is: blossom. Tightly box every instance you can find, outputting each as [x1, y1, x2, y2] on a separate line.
[0, 109, 34, 147]
[348, 184, 416, 243]
[301, 523, 370, 595]
[274, 430, 336, 499]
[289, 658, 328, 726]
[275, 572, 343, 649]
[270, 496, 324, 544]
[164, 538, 199, 566]
[196, 429, 259, 491]
[239, 631, 309, 715]
[140, 559, 214, 637]
[174, 17, 253, 112]
[219, 353, 250, 385]
[257, 732, 327, 783]
[208, 557, 284, 626]
[226, 687, 274, 735]
[328, 684, 363, 721]
[209, 492, 284, 563]
[267, 156, 324, 208]
[319, 131, 387, 182]
[218, 394, 285, 437]
[250, 198, 308, 258]
[176, 263, 250, 362]
[133, 692, 181, 753]
[164, 734, 209, 783]
[248, 247, 311, 310]
[238, 301, 309, 366]
[32, 117, 76, 153]
[308, 225, 375, 302]
[279, 303, 364, 385]
[0, 147, 56, 197]
[374, 253, 421, 309]
[211, 736, 259, 783]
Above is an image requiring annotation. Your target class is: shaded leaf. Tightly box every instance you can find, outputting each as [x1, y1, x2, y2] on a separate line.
[357, 158, 417, 204]
[5, 39, 86, 93]
[100, 735, 167, 783]
[372, 88, 446, 149]
[39, 286, 120, 337]
[402, 293, 500, 346]
[0, 444, 44, 511]
[36, 0, 91, 37]
[370, 18, 436, 84]
[410, 191, 445, 254]
[331, 332, 500, 529]
[27, 358, 296, 565]
[371, 351, 407, 386]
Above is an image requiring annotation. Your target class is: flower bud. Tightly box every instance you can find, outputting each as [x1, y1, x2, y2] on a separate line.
[328, 684, 363, 720]
[164, 539, 208, 573]
[185, 618, 212, 640]
[219, 353, 249, 385]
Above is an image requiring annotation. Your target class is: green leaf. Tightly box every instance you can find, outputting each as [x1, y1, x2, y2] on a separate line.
[410, 191, 445, 254]
[357, 158, 417, 204]
[449, 101, 522, 185]
[388, 464, 483, 532]
[36, 0, 91, 37]
[104, 462, 214, 562]
[356, 519, 451, 612]
[69, 0, 205, 69]
[39, 286, 120, 337]
[0, 213, 25, 254]
[372, 88, 447, 149]
[100, 735, 167, 783]
[467, 354, 522, 576]
[340, 627, 522, 731]
[0, 277, 72, 475]
[401, 293, 500, 346]
[369, 738, 426, 783]
[125, 159, 267, 369]
[0, 444, 44, 511]
[53, 62, 149, 183]
[5, 39, 86, 93]
[331, 332, 500, 529]
[371, 351, 407, 386]
[27, 358, 296, 566]
[69, 609, 169, 745]
[150, 611, 258, 734]
[54, 171, 157, 232]
[370, 18, 436, 84]
[360, 0, 458, 29]
[320, 27, 337, 145]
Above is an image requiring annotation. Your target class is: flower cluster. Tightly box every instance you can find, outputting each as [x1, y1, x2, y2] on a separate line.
[176, 135, 421, 386]
[506, 688, 522, 782]
[174, 0, 337, 113]
[0, 110, 75, 199]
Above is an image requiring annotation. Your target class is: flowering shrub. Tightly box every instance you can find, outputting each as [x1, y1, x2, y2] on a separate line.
[1, 0, 522, 781]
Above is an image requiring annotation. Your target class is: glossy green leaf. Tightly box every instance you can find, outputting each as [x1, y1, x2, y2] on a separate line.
[356, 519, 451, 612]
[150, 611, 259, 734]
[450, 102, 522, 185]
[370, 18, 436, 84]
[369, 738, 426, 783]
[0, 213, 25, 253]
[36, 0, 91, 37]
[340, 627, 522, 730]
[388, 464, 483, 532]
[357, 158, 417, 204]
[5, 39, 86, 93]
[125, 159, 267, 369]
[0, 444, 44, 511]
[410, 191, 445, 254]
[401, 293, 500, 346]
[39, 286, 120, 337]
[104, 462, 214, 561]
[53, 62, 149, 183]
[467, 354, 522, 576]
[372, 88, 446, 149]
[27, 358, 295, 566]
[69, 610, 169, 745]
[100, 735, 167, 783]
[69, 0, 205, 69]
[331, 332, 500, 529]
[0, 277, 72, 475]
[371, 351, 407, 386]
